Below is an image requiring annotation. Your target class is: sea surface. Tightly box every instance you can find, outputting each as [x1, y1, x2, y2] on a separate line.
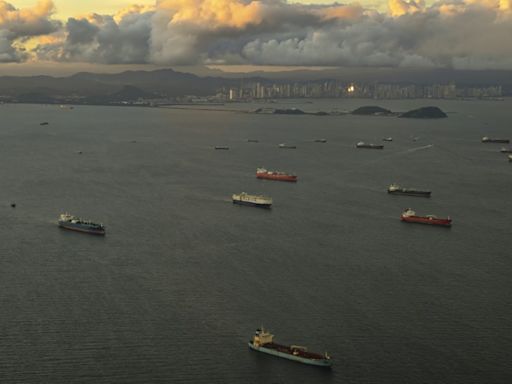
[0, 99, 511, 384]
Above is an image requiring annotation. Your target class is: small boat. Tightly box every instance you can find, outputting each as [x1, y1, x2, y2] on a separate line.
[482, 136, 510, 143]
[508, 155, 512, 162]
[10, 202, 16, 208]
[40, 122, 49, 126]
[58, 213, 106, 235]
[314, 139, 327, 143]
[388, 184, 431, 197]
[232, 192, 272, 208]
[256, 168, 297, 182]
[383, 137, 393, 142]
[356, 142, 384, 149]
[214, 146, 229, 150]
[499, 147, 512, 153]
[248, 139, 259, 143]
[248, 328, 332, 368]
[279, 143, 296, 149]
[400, 208, 451, 227]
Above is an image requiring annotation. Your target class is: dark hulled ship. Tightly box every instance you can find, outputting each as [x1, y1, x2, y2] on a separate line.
[356, 141, 384, 149]
[248, 328, 332, 367]
[58, 214, 106, 235]
[482, 137, 510, 143]
[388, 184, 431, 197]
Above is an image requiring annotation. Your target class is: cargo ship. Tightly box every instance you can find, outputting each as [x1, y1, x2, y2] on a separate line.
[256, 168, 297, 182]
[356, 142, 384, 149]
[388, 184, 431, 197]
[232, 193, 272, 208]
[482, 137, 510, 143]
[400, 208, 451, 227]
[58, 213, 106, 235]
[314, 139, 327, 143]
[214, 146, 229, 150]
[278, 143, 296, 149]
[248, 328, 332, 368]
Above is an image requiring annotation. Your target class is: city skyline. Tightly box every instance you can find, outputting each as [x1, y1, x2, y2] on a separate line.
[0, 66, 506, 107]
[1, 0, 512, 75]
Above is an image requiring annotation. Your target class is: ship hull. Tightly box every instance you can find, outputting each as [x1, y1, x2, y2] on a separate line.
[59, 222, 106, 235]
[256, 174, 297, 182]
[482, 139, 509, 143]
[248, 342, 332, 367]
[356, 144, 384, 149]
[233, 200, 271, 208]
[388, 190, 431, 197]
[400, 216, 451, 227]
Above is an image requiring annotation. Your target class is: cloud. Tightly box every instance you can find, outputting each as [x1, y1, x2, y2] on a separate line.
[388, 0, 425, 17]
[37, 9, 153, 64]
[499, 0, 511, 10]
[319, 4, 366, 21]
[0, 0, 59, 62]
[156, 0, 266, 28]
[29, 0, 512, 70]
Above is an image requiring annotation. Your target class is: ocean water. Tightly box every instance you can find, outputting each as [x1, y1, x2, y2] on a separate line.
[0, 100, 511, 384]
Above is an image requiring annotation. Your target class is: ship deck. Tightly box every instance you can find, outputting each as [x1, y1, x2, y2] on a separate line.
[401, 216, 451, 226]
[262, 342, 326, 360]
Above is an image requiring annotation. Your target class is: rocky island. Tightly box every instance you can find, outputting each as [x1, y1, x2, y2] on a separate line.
[349, 105, 448, 119]
[399, 106, 448, 119]
[254, 108, 329, 116]
[351, 106, 394, 116]
[250, 105, 448, 119]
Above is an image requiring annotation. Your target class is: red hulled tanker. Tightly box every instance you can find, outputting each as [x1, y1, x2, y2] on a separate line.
[400, 208, 452, 227]
[256, 168, 297, 182]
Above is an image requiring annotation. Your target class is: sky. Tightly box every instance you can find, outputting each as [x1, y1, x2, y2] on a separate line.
[1, 0, 512, 75]
[13, 0, 155, 18]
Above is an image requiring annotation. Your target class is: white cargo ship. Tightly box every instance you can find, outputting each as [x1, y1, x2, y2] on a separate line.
[232, 192, 272, 208]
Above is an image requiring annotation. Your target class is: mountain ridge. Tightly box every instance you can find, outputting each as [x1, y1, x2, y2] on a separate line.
[1, 67, 511, 104]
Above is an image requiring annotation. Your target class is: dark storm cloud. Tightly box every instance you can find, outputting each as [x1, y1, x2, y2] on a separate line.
[38, 10, 153, 64]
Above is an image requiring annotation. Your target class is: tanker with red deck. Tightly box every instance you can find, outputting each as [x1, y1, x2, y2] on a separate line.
[400, 208, 452, 227]
[256, 168, 297, 182]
